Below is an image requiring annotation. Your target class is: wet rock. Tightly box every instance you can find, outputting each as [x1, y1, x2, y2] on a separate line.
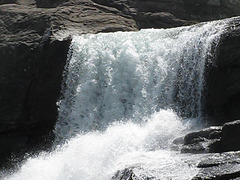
[221, 120, 240, 152]
[207, 139, 221, 153]
[181, 139, 222, 154]
[193, 151, 240, 180]
[172, 136, 185, 146]
[179, 119, 240, 154]
[205, 18, 240, 123]
[112, 167, 155, 180]
[181, 143, 206, 154]
[184, 127, 222, 145]
[171, 136, 184, 151]
[112, 168, 136, 180]
[180, 126, 222, 154]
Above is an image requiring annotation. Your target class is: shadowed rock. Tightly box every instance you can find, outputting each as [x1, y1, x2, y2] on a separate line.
[221, 120, 240, 152]
[205, 18, 240, 123]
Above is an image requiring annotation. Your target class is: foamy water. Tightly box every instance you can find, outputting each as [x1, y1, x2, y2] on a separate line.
[2, 110, 203, 180]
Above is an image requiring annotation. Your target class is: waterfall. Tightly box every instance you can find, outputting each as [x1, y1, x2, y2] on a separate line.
[1, 19, 229, 180]
[55, 20, 227, 141]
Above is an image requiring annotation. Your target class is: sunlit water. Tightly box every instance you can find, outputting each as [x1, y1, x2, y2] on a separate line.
[1, 19, 230, 180]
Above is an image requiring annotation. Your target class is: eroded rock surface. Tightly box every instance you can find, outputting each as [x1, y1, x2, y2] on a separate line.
[193, 151, 240, 180]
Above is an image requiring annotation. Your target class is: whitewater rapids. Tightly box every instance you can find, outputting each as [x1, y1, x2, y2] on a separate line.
[2, 110, 203, 180]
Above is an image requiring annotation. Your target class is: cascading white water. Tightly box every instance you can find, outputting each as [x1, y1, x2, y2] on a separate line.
[55, 20, 227, 140]
[1, 19, 229, 180]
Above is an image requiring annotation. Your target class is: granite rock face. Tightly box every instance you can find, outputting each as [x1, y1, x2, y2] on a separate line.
[205, 18, 240, 123]
[92, 0, 240, 28]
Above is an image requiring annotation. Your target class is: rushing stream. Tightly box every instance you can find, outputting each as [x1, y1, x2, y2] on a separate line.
[1, 19, 229, 180]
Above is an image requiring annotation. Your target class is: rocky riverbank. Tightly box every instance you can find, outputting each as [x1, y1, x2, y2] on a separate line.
[114, 119, 240, 179]
[176, 119, 240, 179]
[1, 0, 240, 173]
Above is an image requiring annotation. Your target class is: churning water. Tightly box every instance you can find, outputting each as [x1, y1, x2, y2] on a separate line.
[2, 19, 229, 180]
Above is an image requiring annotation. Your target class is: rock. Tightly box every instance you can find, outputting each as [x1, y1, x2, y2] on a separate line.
[208, 139, 221, 153]
[172, 136, 185, 145]
[179, 126, 222, 153]
[135, 12, 190, 29]
[92, 0, 240, 29]
[0, 0, 18, 5]
[112, 167, 155, 180]
[112, 168, 136, 180]
[221, 120, 240, 152]
[205, 17, 240, 123]
[35, 0, 68, 8]
[184, 127, 222, 145]
[193, 151, 240, 180]
[181, 138, 222, 154]
[181, 143, 206, 154]
[179, 119, 240, 154]
[171, 136, 184, 151]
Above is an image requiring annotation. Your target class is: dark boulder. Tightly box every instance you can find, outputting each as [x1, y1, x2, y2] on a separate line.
[180, 126, 222, 153]
[184, 127, 222, 145]
[221, 120, 240, 152]
[205, 17, 240, 123]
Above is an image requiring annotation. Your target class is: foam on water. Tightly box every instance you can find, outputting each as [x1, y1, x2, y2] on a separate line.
[2, 110, 202, 180]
